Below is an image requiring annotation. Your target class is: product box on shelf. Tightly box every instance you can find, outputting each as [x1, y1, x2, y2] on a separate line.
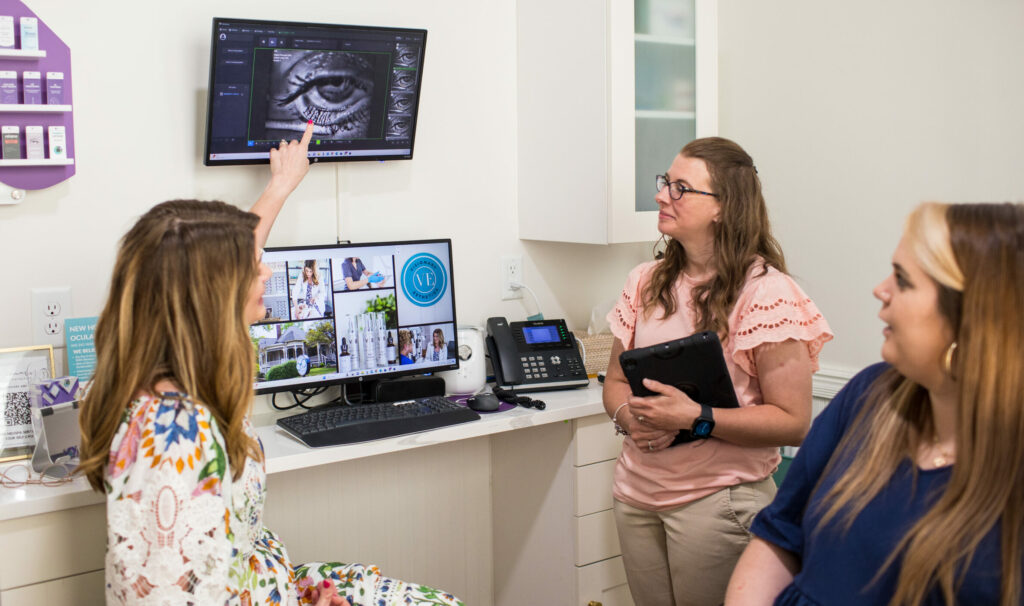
[18, 16, 37, 50]
[2, 124, 20, 159]
[45, 71, 64, 105]
[0, 70, 17, 104]
[0, 15, 13, 49]
[22, 70, 40, 103]
[47, 125, 65, 159]
[25, 125, 42, 159]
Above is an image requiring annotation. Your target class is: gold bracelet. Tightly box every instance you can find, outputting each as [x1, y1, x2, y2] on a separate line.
[612, 402, 629, 436]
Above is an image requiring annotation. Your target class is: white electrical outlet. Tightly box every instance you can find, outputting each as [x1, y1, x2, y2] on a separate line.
[501, 255, 523, 300]
[32, 287, 72, 347]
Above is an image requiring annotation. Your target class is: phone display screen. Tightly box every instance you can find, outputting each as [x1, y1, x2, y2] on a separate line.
[522, 325, 560, 344]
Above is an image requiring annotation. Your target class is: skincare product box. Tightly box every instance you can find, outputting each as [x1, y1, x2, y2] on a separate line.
[0, 16, 14, 49]
[45, 71, 64, 105]
[2, 125, 20, 159]
[22, 71, 40, 104]
[48, 125, 66, 159]
[25, 125, 43, 159]
[18, 17, 37, 51]
[0, 71, 17, 104]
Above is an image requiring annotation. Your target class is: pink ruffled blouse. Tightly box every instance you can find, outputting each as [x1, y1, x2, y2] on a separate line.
[607, 260, 833, 511]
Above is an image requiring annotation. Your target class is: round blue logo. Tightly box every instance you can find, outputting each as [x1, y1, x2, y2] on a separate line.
[401, 253, 448, 307]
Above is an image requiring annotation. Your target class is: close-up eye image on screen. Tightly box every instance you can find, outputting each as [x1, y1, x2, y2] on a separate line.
[205, 17, 427, 165]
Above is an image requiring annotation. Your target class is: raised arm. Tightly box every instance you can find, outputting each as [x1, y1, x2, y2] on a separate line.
[251, 121, 314, 249]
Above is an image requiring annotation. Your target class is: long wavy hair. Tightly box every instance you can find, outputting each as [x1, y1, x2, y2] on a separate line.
[815, 202, 1024, 606]
[79, 200, 264, 491]
[642, 137, 787, 338]
[302, 259, 320, 285]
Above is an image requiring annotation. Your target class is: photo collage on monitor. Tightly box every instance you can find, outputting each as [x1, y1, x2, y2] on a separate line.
[251, 242, 455, 388]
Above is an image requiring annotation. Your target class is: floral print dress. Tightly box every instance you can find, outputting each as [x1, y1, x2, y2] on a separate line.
[104, 393, 463, 606]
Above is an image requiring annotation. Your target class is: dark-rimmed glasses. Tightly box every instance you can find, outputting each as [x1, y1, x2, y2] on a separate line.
[656, 174, 718, 200]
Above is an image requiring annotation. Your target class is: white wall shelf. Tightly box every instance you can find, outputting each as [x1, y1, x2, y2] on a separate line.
[636, 109, 696, 120]
[635, 33, 695, 46]
[0, 158, 74, 166]
[0, 104, 71, 112]
[0, 48, 46, 59]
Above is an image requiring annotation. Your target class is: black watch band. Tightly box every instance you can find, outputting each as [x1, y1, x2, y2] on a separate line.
[691, 403, 715, 439]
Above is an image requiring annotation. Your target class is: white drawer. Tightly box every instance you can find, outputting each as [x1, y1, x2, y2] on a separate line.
[0, 503, 105, 590]
[574, 459, 615, 516]
[0, 569, 104, 606]
[575, 508, 621, 566]
[574, 415, 622, 466]
[576, 555, 634, 606]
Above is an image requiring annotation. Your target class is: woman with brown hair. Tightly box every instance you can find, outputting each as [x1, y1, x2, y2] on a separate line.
[726, 202, 1024, 606]
[78, 123, 462, 606]
[602, 137, 833, 605]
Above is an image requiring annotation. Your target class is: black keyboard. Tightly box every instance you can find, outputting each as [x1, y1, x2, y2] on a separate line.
[276, 396, 481, 448]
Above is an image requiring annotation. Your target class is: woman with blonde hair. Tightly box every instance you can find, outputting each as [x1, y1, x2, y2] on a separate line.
[292, 258, 326, 319]
[603, 137, 832, 605]
[78, 123, 462, 606]
[727, 202, 1024, 605]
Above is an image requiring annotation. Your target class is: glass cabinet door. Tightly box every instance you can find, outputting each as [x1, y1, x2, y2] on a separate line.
[633, 0, 697, 212]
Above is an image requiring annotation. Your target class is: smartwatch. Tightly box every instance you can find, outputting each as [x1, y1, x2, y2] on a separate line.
[691, 403, 715, 439]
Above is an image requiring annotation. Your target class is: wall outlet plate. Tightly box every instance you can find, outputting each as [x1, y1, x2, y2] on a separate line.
[501, 255, 523, 300]
[32, 287, 72, 347]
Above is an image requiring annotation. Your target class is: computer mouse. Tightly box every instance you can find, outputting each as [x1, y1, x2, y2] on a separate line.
[467, 393, 501, 412]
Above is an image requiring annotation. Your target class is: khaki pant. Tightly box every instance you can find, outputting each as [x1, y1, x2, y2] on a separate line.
[613, 477, 777, 606]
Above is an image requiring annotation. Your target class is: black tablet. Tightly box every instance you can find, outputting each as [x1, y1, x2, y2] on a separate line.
[619, 331, 738, 444]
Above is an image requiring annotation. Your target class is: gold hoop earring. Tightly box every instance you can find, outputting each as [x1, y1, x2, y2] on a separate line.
[943, 342, 958, 375]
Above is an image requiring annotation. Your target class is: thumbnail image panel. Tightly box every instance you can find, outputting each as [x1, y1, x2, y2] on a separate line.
[260, 261, 290, 321]
[249, 48, 390, 141]
[333, 289, 400, 374]
[251, 319, 338, 383]
[397, 322, 456, 366]
[287, 258, 333, 321]
[394, 242, 454, 327]
[331, 252, 395, 291]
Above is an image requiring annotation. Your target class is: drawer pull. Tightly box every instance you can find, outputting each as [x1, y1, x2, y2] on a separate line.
[587, 602, 603, 606]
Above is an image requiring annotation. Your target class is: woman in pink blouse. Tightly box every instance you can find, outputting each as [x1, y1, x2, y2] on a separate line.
[602, 137, 833, 606]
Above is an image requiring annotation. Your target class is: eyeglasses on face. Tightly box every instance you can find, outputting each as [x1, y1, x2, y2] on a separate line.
[656, 174, 718, 200]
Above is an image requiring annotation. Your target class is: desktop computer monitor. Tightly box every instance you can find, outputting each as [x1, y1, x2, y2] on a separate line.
[251, 239, 458, 394]
[205, 17, 427, 166]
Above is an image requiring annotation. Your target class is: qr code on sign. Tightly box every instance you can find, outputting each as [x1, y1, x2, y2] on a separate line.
[4, 391, 31, 427]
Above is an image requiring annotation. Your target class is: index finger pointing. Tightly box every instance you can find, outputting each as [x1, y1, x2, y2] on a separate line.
[300, 120, 314, 148]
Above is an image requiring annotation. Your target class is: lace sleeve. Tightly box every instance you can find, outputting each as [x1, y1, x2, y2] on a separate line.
[730, 271, 834, 376]
[105, 397, 233, 605]
[606, 261, 656, 350]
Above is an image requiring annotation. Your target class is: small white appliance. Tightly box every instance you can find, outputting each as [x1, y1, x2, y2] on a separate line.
[438, 325, 486, 395]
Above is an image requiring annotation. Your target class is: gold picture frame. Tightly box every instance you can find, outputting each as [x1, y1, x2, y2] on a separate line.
[0, 345, 56, 462]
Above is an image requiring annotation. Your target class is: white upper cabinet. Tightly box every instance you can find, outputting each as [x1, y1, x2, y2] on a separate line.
[517, 0, 717, 244]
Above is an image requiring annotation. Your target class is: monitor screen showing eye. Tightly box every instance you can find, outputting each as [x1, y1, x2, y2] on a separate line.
[205, 17, 427, 166]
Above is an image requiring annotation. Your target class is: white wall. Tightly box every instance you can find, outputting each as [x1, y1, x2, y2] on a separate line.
[0, 0, 651, 414]
[719, 0, 1024, 370]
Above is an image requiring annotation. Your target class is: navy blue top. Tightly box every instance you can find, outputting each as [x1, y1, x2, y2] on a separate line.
[752, 362, 1012, 605]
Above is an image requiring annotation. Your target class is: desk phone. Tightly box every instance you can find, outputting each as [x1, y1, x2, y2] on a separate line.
[485, 317, 589, 393]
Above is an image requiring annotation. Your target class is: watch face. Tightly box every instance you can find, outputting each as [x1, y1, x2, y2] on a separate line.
[693, 420, 713, 437]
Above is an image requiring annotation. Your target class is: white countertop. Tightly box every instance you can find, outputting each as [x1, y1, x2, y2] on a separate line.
[0, 383, 605, 522]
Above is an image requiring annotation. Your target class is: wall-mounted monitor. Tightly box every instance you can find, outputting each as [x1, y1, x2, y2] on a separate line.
[204, 17, 427, 166]
[251, 239, 458, 394]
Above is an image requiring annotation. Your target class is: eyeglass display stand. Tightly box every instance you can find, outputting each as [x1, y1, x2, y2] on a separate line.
[31, 400, 80, 478]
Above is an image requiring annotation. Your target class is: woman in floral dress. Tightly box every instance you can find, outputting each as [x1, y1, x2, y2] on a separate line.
[79, 123, 463, 606]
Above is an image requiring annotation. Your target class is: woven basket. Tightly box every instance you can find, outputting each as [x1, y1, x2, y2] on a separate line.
[578, 333, 616, 377]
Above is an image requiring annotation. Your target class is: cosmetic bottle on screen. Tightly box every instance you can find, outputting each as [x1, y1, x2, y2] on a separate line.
[360, 313, 376, 369]
[347, 316, 360, 371]
[386, 331, 397, 365]
[338, 338, 352, 373]
[375, 313, 388, 367]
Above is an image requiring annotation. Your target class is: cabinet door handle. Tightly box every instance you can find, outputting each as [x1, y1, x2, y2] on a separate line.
[587, 602, 603, 606]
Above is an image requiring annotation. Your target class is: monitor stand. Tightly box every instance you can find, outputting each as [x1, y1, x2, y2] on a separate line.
[373, 375, 446, 402]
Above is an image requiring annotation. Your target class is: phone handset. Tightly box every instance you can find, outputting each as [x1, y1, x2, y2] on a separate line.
[486, 316, 525, 386]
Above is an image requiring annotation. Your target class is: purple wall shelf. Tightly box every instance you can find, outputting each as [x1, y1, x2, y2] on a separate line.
[0, 0, 74, 190]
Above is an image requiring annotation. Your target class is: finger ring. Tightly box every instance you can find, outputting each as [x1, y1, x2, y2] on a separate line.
[638, 415, 645, 424]
[648, 440, 654, 451]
